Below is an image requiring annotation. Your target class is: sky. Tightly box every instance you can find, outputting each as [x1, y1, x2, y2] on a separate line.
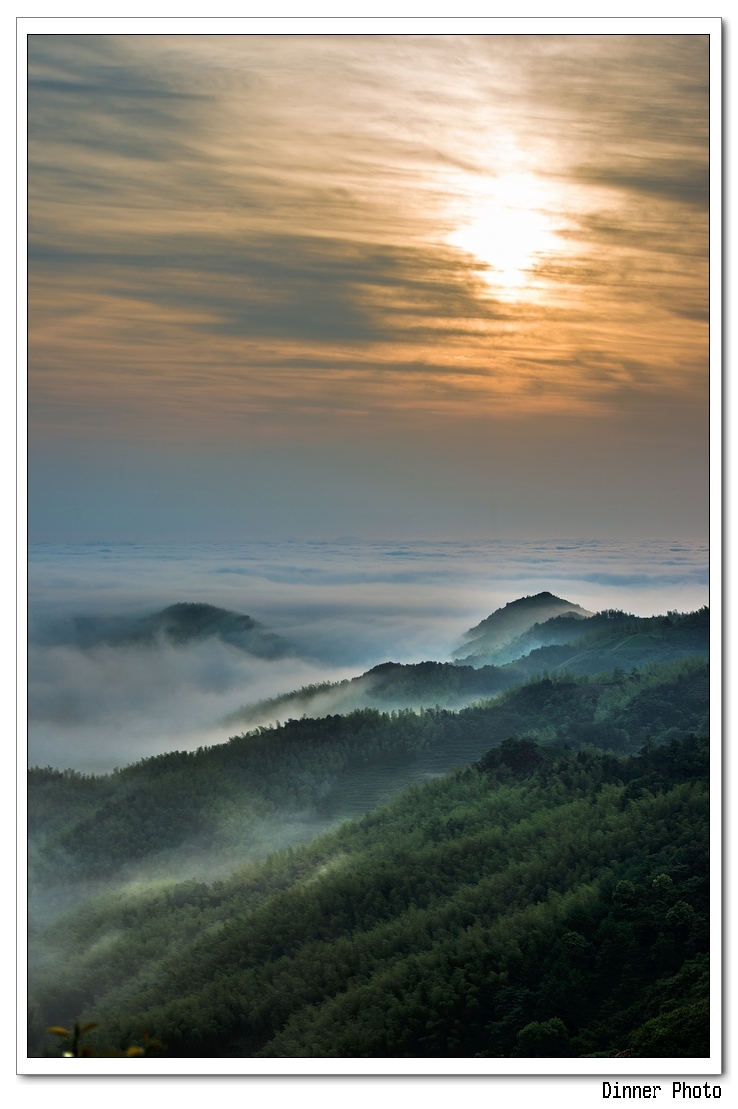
[27, 33, 710, 542]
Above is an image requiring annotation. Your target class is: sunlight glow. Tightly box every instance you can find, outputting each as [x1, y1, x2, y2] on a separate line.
[447, 172, 573, 300]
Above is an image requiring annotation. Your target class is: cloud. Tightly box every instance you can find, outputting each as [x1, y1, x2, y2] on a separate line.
[28, 35, 213, 170]
[29, 232, 505, 347]
[28, 34, 708, 329]
[572, 163, 709, 209]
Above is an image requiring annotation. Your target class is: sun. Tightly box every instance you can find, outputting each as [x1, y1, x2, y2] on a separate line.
[447, 171, 572, 301]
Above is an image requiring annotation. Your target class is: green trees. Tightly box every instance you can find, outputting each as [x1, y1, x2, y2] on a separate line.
[28, 660, 709, 885]
[516, 1017, 571, 1057]
[630, 998, 709, 1057]
[29, 734, 709, 1059]
[227, 608, 709, 727]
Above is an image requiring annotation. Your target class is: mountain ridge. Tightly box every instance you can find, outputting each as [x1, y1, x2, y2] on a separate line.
[223, 606, 708, 727]
[453, 591, 592, 660]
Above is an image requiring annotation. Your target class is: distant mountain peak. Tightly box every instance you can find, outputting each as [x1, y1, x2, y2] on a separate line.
[453, 592, 592, 659]
[160, 602, 238, 617]
[37, 602, 291, 659]
[152, 603, 257, 640]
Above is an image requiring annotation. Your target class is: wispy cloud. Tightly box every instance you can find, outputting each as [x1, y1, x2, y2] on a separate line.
[28, 36, 707, 368]
[27, 33, 709, 539]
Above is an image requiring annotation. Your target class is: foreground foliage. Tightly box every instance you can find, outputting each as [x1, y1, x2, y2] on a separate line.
[43, 1021, 163, 1058]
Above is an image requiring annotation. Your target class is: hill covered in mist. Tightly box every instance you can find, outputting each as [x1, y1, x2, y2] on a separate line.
[34, 602, 291, 659]
[225, 606, 709, 726]
[452, 591, 592, 661]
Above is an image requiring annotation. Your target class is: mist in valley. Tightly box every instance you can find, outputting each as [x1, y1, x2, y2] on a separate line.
[28, 538, 708, 767]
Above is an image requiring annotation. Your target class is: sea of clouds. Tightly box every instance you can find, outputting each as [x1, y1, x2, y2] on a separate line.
[27, 538, 709, 773]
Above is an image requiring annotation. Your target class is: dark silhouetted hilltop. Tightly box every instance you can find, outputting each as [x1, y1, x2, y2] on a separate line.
[37, 602, 291, 659]
[452, 592, 591, 662]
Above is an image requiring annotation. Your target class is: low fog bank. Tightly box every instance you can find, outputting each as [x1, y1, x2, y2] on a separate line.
[28, 808, 345, 935]
[28, 640, 357, 773]
[223, 675, 496, 733]
[28, 538, 708, 772]
[28, 752, 447, 937]
[28, 809, 351, 1018]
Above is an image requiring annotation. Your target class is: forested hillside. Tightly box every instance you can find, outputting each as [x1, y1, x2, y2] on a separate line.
[28, 591, 711, 1061]
[226, 607, 709, 725]
[456, 607, 709, 669]
[29, 658, 708, 884]
[29, 734, 709, 1058]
